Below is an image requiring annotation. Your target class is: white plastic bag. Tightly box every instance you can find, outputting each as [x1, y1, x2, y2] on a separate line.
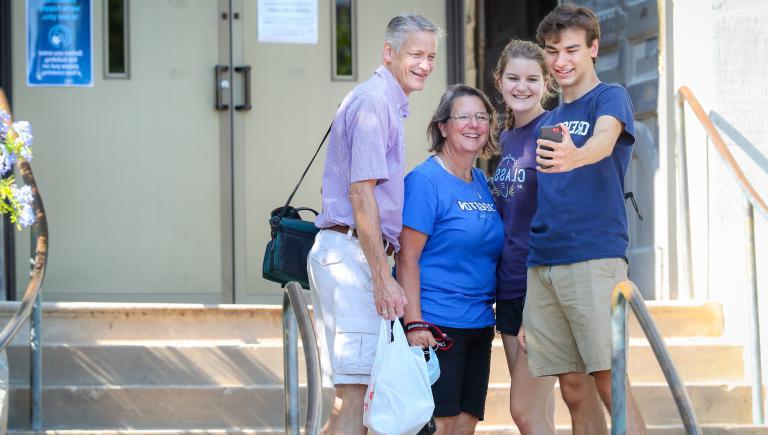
[363, 319, 434, 435]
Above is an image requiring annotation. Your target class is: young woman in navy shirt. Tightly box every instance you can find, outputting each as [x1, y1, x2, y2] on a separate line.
[490, 39, 556, 434]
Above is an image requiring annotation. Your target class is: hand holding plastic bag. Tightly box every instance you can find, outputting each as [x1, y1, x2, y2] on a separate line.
[363, 319, 434, 435]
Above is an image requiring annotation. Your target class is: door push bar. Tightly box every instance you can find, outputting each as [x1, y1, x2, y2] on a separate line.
[214, 64, 229, 111]
[234, 65, 252, 111]
[214, 64, 252, 112]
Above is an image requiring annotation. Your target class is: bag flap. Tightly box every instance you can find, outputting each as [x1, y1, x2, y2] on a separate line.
[279, 217, 319, 232]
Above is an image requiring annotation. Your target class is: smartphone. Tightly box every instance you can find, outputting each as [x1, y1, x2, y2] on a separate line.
[537, 125, 563, 169]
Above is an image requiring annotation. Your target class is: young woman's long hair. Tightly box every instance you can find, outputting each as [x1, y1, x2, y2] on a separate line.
[492, 39, 556, 131]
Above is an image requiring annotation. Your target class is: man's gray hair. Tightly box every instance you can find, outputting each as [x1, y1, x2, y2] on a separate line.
[384, 13, 444, 53]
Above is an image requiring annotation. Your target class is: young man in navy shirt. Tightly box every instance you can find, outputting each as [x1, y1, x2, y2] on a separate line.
[521, 4, 647, 433]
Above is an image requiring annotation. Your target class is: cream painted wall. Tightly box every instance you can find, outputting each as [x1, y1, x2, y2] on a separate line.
[673, 0, 768, 359]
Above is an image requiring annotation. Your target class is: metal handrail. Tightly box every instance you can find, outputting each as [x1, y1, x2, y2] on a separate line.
[709, 111, 768, 176]
[675, 86, 765, 423]
[282, 281, 323, 435]
[0, 88, 49, 430]
[676, 86, 768, 219]
[611, 280, 700, 435]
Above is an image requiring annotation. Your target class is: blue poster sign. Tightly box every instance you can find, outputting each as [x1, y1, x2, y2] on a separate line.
[27, 0, 93, 87]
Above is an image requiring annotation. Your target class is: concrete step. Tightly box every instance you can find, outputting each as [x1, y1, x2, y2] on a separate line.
[4, 335, 743, 387]
[5, 382, 753, 430]
[6, 385, 306, 431]
[628, 301, 724, 338]
[9, 431, 282, 434]
[9, 432, 280, 435]
[476, 425, 768, 434]
[0, 300, 724, 346]
[0, 302, 284, 345]
[6, 342, 297, 387]
[488, 337, 744, 383]
[481, 383, 753, 426]
[7, 426, 768, 434]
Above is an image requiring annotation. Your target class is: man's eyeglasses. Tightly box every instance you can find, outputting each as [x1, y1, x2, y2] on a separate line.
[447, 112, 491, 124]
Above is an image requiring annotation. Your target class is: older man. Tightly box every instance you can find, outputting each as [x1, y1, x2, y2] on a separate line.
[308, 13, 442, 435]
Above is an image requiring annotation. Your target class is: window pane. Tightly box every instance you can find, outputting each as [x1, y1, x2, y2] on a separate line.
[334, 0, 354, 79]
[106, 0, 127, 76]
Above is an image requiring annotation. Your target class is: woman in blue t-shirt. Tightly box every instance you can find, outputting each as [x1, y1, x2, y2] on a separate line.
[490, 39, 556, 434]
[397, 84, 503, 434]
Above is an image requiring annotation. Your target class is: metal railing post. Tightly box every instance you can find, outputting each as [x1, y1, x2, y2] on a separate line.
[282, 282, 323, 435]
[282, 291, 300, 435]
[745, 201, 764, 424]
[285, 282, 323, 435]
[612, 281, 701, 434]
[29, 291, 42, 431]
[611, 290, 628, 435]
[674, 92, 694, 299]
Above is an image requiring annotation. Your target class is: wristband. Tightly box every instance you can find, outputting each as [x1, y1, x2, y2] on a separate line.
[405, 320, 454, 351]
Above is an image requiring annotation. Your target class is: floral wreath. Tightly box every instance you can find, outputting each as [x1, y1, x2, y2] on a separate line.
[0, 110, 35, 229]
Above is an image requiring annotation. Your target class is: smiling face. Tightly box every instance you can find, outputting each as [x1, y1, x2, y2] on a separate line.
[543, 28, 598, 94]
[498, 57, 546, 117]
[383, 31, 437, 96]
[439, 95, 490, 156]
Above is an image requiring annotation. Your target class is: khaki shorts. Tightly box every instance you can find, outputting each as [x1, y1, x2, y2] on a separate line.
[308, 229, 380, 386]
[523, 258, 628, 377]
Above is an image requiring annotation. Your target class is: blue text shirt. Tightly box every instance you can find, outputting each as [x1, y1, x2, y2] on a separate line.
[528, 83, 636, 266]
[403, 157, 503, 328]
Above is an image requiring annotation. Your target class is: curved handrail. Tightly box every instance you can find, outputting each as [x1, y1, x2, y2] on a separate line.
[611, 280, 701, 435]
[677, 86, 768, 220]
[0, 88, 49, 350]
[709, 111, 768, 176]
[676, 86, 765, 423]
[283, 281, 323, 435]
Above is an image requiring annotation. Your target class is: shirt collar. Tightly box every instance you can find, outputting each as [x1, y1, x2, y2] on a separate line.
[375, 65, 410, 118]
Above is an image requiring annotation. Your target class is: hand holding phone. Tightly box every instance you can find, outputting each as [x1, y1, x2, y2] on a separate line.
[537, 125, 563, 169]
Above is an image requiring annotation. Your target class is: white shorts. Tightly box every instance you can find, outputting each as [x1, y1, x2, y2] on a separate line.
[308, 229, 380, 385]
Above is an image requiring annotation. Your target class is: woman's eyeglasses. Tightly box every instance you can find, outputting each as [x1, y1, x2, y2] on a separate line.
[447, 112, 491, 124]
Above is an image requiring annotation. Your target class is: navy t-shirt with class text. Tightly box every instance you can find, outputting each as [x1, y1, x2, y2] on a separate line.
[527, 83, 636, 266]
[491, 112, 547, 300]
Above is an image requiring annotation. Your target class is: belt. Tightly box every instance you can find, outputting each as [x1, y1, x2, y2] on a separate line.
[325, 225, 395, 256]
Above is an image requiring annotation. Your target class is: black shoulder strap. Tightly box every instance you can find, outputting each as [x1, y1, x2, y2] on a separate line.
[281, 122, 333, 212]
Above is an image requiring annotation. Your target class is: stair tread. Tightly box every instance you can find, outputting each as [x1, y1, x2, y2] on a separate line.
[5, 336, 742, 347]
[8, 381, 755, 389]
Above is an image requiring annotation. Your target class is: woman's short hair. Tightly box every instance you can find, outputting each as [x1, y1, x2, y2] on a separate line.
[385, 13, 444, 53]
[427, 84, 499, 158]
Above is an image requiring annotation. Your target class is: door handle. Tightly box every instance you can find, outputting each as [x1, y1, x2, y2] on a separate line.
[214, 64, 229, 111]
[234, 65, 252, 111]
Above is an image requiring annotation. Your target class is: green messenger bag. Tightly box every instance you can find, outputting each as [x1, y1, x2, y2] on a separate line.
[262, 122, 331, 290]
[262, 206, 320, 290]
